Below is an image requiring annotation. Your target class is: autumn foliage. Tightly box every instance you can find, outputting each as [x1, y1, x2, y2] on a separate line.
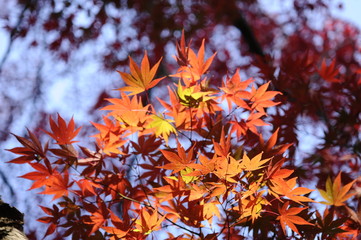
[7, 32, 360, 239]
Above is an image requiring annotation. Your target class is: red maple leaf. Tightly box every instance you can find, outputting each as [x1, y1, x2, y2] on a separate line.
[44, 114, 81, 145]
[318, 58, 341, 83]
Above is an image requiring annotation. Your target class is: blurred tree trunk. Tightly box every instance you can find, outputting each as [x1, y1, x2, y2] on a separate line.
[0, 199, 28, 240]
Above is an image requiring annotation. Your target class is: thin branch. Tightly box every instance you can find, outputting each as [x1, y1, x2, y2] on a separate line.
[0, 170, 16, 197]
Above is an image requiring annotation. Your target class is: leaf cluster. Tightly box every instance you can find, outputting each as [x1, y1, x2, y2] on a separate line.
[7, 33, 360, 239]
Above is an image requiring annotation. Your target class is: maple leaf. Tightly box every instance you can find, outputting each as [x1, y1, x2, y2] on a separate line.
[202, 201, 221, 224]
[40, 170, 73, 201]
[172, 39, 216, 85]
[176, 81, 221, 119]
[91, 116, 128, 155]
[153, 176, 187, 202]
[315, 208, 349, 237]
[44, 114, 81, 145]
[213, 128, 231, 158]
[318, 172, 356, 206]
[230, 112, 269, 138]
[266, 161, 294, 183]
[7, 129, 48, 164]
[188, 39, 216, 80]
[240, 152, 271, 171]
[134, 207, 165, 235]
[175, 29, 191, 67]
[77, 146, 102, 166]
[235, 190, 269, 223]
[103, 92, 150, 130]
[188, 183, 207, 201]
[177, 81, 214, 108]
[189, 154, 242, 183]
[187, 154, 218, 177]
[84, 200, 110, 235]
[249, 82, 281, 114]
[318, 58, 341, 83]
[276, 201, 313, 236]
[131, 134, 162, 156]
[263, 128, 279, 152]
[159, 143, 195, 173]
[213, 155, 243, 183]
[175, 200, 205, 227]
[20, 162, 54, 190]
[269, 176, 315, 204]
[21, 162, 73, 200]
[158, 87, 189, 128]
[37, 204, 64, 238]
[117, 51, 165, 95]
[102, 212, 129, 239]
[180, 167, 199, 184]
[147, 114, 177, 144]
[75, 179, 102, 198]
[220, 69, 253, 111]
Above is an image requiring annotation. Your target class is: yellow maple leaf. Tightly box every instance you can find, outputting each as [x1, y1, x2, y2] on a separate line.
[147, 114, 177, 144]
[176, 81, 214, 108]
[319, 172, 356, 206]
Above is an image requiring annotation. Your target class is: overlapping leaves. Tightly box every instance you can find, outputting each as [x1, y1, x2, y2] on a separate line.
[6, 33, 358, 240]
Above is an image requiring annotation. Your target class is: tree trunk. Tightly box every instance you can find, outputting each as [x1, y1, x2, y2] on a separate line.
[0, 199, 28, 240]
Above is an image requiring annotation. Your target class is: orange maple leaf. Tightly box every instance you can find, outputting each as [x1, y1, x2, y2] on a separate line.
[213, 155, 243, 183]
[44, 114, 81, 145]
[75, 179, 102, 197]
[318, 172, 356, 206]
[240, 152, 271, 172]
[157, 87, 189, 128]
[172, 39, 216, 85]
[276, 201, 313, 236]
[91, 116, 128, 155]
[230, 112, 269, 138]
[220, 69, 253, 111]
[187, 154, 218, 177]
[102, 212, 129, 239]
[103, 92, 150, 130]
[134, 207, 165, 235]
[213, 128, 232, 158]
[159, 142, 195, 173]
[153, 176, 187, 202]
[249, 82, 281, 114]
[117, 51, 165, 95]
[20, 162, 53, 190]
[235, 190, 269, 223]
[270, 177, 315, 204]
[40, 170, 73, 201]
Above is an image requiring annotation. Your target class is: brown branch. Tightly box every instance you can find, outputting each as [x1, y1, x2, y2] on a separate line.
[233, 12, 264, 57]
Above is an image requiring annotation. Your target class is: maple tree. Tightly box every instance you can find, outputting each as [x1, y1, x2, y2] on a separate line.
[7, 32, 360, 239]
[1, 0, 361, 239]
